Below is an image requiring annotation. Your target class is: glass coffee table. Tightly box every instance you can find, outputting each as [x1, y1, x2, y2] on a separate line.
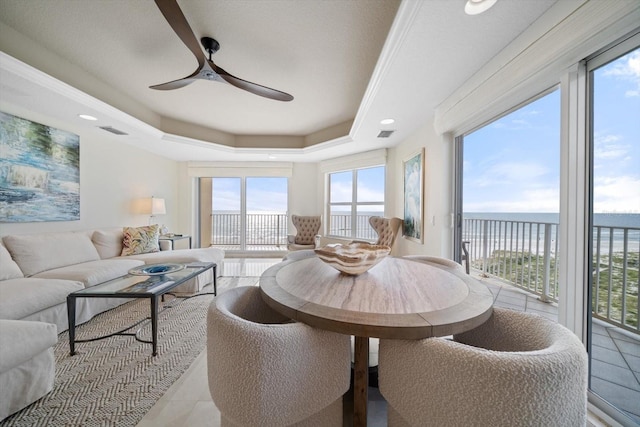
[67, 262, 216, 356]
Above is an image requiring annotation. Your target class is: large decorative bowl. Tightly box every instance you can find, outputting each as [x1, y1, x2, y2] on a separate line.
[314, 242, 391, 275]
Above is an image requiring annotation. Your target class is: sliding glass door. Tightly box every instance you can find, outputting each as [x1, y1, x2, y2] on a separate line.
[455, 89, 561, 299]
[587, 40, 640, 425]
[204, 176, 288, 252]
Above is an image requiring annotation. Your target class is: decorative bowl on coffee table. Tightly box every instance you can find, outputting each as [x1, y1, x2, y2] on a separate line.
[128, 263, 185, 276]
[314, 242, 391, 275]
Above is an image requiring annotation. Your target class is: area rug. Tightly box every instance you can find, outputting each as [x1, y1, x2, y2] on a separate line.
[0, 279, 245, 427]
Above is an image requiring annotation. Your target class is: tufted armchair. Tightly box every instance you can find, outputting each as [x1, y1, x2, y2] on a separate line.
[287, 215, 321, 251]
[379, 307, 588, 426]
[369, 216, 403, 248]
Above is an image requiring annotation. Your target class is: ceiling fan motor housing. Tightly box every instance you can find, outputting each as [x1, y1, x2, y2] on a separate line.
[201, 37, 220, 56]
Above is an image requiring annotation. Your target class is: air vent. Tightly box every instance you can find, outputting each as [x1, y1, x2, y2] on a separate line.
[99, 126, 128, 136]
[377, 130, 395, 138]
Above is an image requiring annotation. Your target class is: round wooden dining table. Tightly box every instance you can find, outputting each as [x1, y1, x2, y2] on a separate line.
[259, 254, 494, 427]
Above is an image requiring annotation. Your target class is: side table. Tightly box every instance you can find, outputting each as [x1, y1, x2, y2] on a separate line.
[159, 235, 192, 250]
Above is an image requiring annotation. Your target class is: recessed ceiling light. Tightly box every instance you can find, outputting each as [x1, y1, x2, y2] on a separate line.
[78, 114, 97, 121]
[465, 0, 497, 15]
[380, 118, 395, 125]
[268, 154, 277, 159]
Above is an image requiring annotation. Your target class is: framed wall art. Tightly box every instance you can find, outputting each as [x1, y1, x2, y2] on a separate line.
[0, 111, 80, 222]
[402, 148, 424, 243]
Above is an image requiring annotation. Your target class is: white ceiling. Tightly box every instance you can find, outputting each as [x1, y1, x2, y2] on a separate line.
[0, 0, 560, 162]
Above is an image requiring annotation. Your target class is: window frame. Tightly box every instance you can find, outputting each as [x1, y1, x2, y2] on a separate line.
[326, 165, 386, 240]
[584, 32, 640, 426]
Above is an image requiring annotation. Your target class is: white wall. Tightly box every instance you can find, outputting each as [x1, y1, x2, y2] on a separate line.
[391, 118, 454, 258]
[0, 104, 179, 237]
[0, 102, 450, 253]
[290, 162, 320, 216]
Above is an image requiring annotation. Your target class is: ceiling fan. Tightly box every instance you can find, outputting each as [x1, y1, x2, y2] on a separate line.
[150, 0, 293, 102]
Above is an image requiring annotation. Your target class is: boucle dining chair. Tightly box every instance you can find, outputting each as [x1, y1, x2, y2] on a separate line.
[287, 215, 322, 251]
[379, 307, 588, 427]
[207, 286, 351, 427]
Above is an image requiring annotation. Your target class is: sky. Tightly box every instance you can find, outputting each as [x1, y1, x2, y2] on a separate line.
[212, 177, 288, 213]
[464, 47, 639, 214]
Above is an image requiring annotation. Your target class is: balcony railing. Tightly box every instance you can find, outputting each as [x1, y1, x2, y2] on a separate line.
[211, 213, 380, 249]
[328, 214, 378, 241]
[463, 217, 639, 333]
[211, 213, 288, 248]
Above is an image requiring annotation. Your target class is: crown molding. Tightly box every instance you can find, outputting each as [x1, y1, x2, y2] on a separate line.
[350, 0, 423, 138]
[0, 51, 163, 139]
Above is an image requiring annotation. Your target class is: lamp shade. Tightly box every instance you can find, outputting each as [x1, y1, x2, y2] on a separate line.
[151, 197, 166, 215]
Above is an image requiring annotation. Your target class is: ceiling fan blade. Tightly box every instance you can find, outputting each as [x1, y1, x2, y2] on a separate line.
[154, 0, 205, 68]
[150, 66, 200, 90]
[214, 64, 294, 102]
[150, 78, 197, 91]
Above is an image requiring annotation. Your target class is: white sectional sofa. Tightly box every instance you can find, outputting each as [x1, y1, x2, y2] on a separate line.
[0, 227, 224, 421]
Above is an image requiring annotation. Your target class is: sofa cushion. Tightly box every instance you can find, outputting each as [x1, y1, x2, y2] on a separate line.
[0, 319, 58, 372]
[92, 228, 124, 259]
[33, 259, 144, 288]
[0, 278, 83, 320]
[3, 232, 100, 277]
[121, 225, 160, 256]
[124, 247, 224, 265]
[0, 243, 23, 280]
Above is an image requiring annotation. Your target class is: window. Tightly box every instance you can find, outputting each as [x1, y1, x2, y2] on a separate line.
[327, 166, 385, 240]
[456, 89, 561, 299]
[453, 33, 640, 426]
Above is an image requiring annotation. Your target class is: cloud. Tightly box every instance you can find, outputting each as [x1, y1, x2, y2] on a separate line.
[465, 187, 559, 213]
[247, 190, 288, 212]
[594, 133, 630, 160]
[212, 190, 240, 211]
[596, 134, 621, 144]
[470, 162, 549, 188]
[328, 181, 352, 203]
[491, 118, 532, 130]
[593, 175, 640, 213]
[602, 50, 640, 97]
[357, 185, 384, 202]
[489, 103, 547, 130]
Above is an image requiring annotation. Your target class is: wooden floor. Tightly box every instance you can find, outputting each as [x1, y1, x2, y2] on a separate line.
[136, 258, 640, 426]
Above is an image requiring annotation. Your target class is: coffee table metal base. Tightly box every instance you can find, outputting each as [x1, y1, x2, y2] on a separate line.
[67, 263, 216, 356]
[67, 294, 163, 356]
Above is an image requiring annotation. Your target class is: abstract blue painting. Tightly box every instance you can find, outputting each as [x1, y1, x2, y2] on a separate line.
[0, 111, 80, 222]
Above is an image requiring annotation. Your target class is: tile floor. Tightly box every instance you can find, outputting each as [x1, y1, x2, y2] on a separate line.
[135, 258, 640, 427]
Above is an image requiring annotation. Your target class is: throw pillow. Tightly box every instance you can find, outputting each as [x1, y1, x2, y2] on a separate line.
[92, 229, 124, 259]
[121, 225, 160, 256]
[0, 242, 24, 280]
